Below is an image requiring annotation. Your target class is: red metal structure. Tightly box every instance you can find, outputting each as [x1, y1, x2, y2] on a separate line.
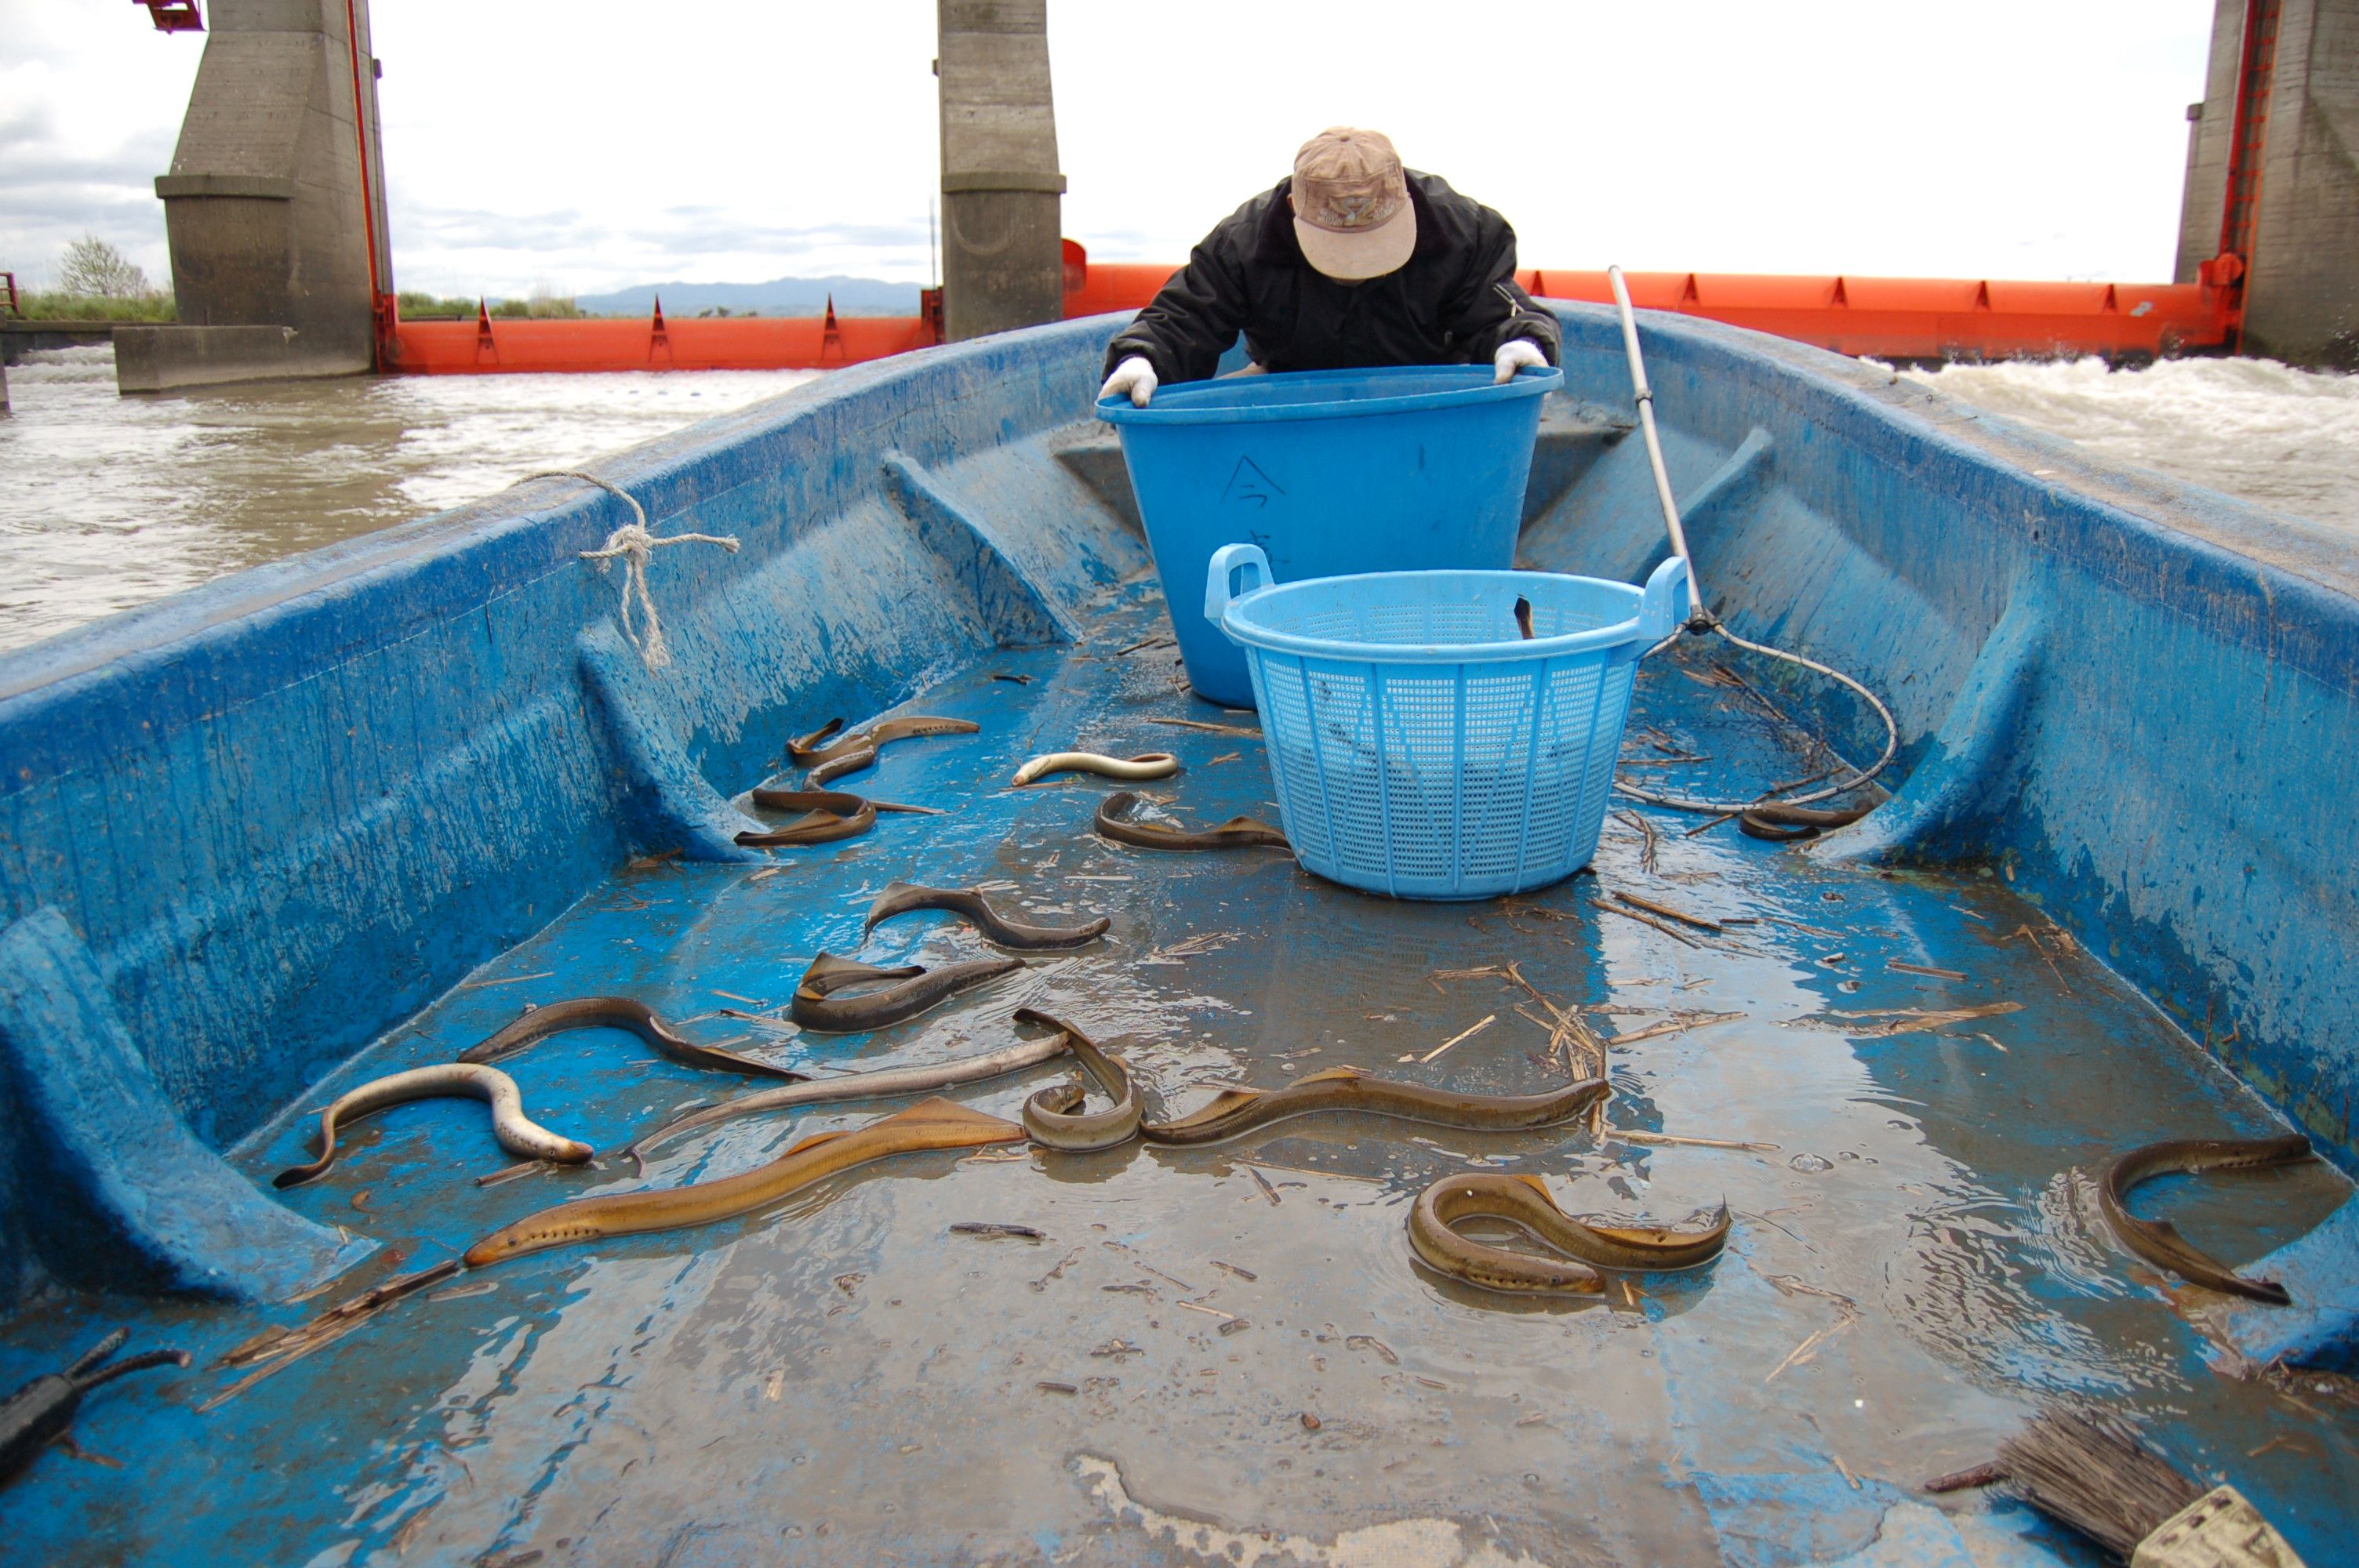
[133, 1, 205, 33]
[2206, 0, 2280, 350]
[382, 245, 2239, 376]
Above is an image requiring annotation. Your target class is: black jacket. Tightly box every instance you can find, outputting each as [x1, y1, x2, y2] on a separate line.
[1103, 171, 1560, 385]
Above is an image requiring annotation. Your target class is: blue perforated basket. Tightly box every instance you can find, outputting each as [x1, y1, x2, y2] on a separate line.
[1206, 545, 1688, 900]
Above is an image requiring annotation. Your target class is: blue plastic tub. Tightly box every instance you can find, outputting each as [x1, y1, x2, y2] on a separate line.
[1207, 543, 1688, 899]
[1099, 362, 1562, 708]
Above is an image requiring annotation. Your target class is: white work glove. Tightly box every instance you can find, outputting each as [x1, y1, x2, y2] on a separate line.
[1101, 355, 1158, 407]
[1493, 338, 1549, 383]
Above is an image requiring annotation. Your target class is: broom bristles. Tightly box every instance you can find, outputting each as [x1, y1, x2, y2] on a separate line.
[1997, 1410, 2203, 1557]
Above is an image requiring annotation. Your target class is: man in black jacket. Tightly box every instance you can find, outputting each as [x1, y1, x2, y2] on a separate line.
[1100, 127, 1559, 405]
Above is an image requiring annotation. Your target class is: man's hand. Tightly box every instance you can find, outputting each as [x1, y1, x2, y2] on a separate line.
[1101, 356, 1158, 407]
[1493, 339, 1548, 384]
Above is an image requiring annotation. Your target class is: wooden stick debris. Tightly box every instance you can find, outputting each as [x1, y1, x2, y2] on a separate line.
[1612, 1130, 1779, 1152]
[1595, 899, 1701, 947]
[1888, 960, 1968, 981]
[1420, 1014, 1496, 1063]
[474, 1160, 554, 1188]
[1612, 889, 1723, 932]
[1823, 1001, 2023, 1037]
[1608, 1011, 1744, 1046]
[1611, 809, 1662, 875]
[1145, 717, 1262, 737]
[2005, 922, 2074, 994]
[1764, 1313, 1856, 1384]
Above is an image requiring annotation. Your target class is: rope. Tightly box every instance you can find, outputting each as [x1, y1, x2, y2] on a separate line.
[1614, 617, 1900, 815]
[518, 469, 739, 670]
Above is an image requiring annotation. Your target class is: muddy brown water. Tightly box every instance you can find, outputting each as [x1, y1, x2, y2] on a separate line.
[0, 347, 816, 655]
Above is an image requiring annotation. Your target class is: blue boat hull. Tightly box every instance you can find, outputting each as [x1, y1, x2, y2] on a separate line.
[0, 307, 2352, 1563]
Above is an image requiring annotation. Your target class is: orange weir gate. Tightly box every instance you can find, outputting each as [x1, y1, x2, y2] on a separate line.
[383, 245, 2245, 376]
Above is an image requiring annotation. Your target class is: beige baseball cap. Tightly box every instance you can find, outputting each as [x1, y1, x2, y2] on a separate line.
[1290, 127, 1416, 281]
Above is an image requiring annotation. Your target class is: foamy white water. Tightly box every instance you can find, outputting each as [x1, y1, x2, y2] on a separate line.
[1905, 355, 2359, 531]
[0, 348, 816, 655]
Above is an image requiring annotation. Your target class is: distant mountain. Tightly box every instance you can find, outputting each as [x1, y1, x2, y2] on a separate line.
[574, 276, 923, 318]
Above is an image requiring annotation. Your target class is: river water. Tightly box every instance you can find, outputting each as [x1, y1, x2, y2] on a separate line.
[1, 346, 2352, 657]
[0, 348, 817, 655]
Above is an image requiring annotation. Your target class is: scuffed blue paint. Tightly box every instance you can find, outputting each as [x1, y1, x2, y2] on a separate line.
[0, 907, 364, 1298]
[2221, 1193, 2359, 1373]
[0, 303, 2346, 1562]
[1532, 305, 2359, 1178]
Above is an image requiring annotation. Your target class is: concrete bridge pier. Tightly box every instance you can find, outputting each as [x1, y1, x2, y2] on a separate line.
[2176, 0, 2359, 367]
[936, 0, 1066, 342]
[118, 0, 391, 393]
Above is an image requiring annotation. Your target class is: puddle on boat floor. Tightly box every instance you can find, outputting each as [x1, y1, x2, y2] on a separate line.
[5, 578, 2354, 1566]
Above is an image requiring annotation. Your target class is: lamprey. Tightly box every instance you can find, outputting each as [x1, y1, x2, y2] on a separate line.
[463, 1097, 1023, 1266]
[1012, 751, 1180, 786]
[274, 1063, 592, 1188]
[626, 1007, 1081, 1167]
[1408, 1174, 1731, 1294]
[863, 880, 1109, 951]
[2099, 1134, 2316, 1304]
[2, 1330, 188, 1486]
[1020, 1014, 1143, 1152]
[736, 787, 941, 848]
[1738, 800, 1874, 842]
[1142, 1065, 1609, 1145]
[788, 715, 980, 786]
[458, 996, 805, 1080]
[788, 951, 1024, 1033]
[1094, 789, 1289, 851]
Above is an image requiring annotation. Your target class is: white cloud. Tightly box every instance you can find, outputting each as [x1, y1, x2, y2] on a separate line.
[0, 0, 2215, 300]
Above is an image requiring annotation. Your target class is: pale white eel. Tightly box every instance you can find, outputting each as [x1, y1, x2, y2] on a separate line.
[1012, 751, 1180, 786]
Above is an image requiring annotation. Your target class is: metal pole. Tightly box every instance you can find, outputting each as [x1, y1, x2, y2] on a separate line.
[1607, 265, 1710, 626]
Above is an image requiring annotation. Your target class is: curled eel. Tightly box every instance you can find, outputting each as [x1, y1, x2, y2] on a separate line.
[790, 716, 980, 786]
[2099, 1134, 2315, 1305]
[274, 1063, 594, 1188]
[1143, 1065, 1610, 1146]
[736, 787, 942, 848]
[789, 950, 1024, 1034]
[739, 792, 874, 848]
[1020, 1014, 1143, 1152]
[1012, 751, 1180, 787]
[459, 996, 805, 1080]
[1095, 789, 1289, 851]
[1738, 800, 1875, 842]
[863, 880, 1109, 951]
[1409, 1174, 1731, 1294]
[463, 1095, 1024, 1267]
[626, 1006, 1082, 1167]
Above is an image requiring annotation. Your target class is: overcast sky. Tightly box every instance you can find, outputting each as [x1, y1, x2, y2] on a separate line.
[2, 1, 2216, 299]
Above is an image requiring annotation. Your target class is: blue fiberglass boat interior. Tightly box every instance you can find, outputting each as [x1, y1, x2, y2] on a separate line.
[0, 305, 2353, 1563]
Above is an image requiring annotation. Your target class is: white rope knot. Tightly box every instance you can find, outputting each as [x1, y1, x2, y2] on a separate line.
[519, 470, 739, 670]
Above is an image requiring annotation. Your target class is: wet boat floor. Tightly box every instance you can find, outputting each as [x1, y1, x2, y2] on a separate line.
[5, 575, 2354, 1566]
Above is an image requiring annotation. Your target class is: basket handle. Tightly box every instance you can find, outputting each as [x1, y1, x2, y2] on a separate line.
[1637, 555, 1690, 644]
[1204, 543, 1272, 626]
